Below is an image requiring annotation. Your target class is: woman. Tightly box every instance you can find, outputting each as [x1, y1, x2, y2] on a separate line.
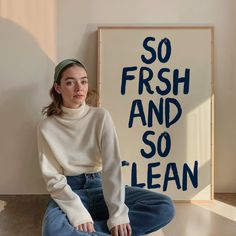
[37, 59, 175, 236]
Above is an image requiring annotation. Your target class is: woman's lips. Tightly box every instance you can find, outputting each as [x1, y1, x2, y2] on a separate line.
[73, 94, 84, 98]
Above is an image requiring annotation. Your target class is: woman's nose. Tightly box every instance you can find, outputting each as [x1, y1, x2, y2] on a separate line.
[75, 81, 81, 90]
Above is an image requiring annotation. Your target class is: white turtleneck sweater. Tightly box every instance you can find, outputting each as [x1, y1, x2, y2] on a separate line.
[37, 102, 129, 230]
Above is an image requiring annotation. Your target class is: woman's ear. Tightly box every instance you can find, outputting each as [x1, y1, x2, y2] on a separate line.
[54, 83, 61, 94]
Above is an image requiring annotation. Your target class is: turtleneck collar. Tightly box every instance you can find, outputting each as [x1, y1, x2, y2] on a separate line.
[60, 101, 90, 120]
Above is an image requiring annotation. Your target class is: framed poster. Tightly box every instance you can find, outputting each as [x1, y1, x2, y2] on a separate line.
[97, 26, 214, 200]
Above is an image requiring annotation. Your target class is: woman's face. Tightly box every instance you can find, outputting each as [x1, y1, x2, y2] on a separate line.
[54, 65, 88, 109]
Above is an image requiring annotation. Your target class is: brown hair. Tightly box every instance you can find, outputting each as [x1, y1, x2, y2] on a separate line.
[42, 63, 96, 117]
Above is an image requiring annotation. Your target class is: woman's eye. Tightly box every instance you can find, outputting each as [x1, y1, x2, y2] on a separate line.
[66, 81, 73, 85]
[81, 80, 88, 85]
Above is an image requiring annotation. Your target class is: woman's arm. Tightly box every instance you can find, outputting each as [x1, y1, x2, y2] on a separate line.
[37, 124, 93, 228]
[100, 110, 130, 231]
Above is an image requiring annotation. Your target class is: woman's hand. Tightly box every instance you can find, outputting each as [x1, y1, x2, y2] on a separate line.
[76, 222, 95, 233]
[111, 223, 132, 236]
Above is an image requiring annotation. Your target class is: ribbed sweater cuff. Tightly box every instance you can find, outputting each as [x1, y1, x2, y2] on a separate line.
[107, 215, 130, 231]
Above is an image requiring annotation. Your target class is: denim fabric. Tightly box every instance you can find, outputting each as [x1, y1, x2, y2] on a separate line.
[42, 172, 175, 236]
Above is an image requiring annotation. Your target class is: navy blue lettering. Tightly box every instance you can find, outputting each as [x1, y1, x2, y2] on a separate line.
[141, 37, 156, 64]
[165, 98, 182, 128]
[156, 68, 171, 95]
[148, 99, 163, 127]
[158, 38, 171, 63]
[147, 162, 161, 189]
[163, 163, 181, 191]
[138, 67, 154, 95]
[128, 99, 146, 128]
[157, 132, 171, 158]
[141, 130, 156, 158]
[121, 66, 137, 95]
[182, 161, 198, 191]
[173, 69, 190, 95]
[131, 162, 145, 188]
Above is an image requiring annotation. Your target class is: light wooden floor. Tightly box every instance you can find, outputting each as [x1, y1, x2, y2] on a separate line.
[150, 194, 236, 236]
[0, 194, 236, 236]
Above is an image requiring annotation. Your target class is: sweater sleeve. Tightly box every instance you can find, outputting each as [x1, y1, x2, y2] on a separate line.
[100, 110, 130, 230]
[37, 123, 93, 227]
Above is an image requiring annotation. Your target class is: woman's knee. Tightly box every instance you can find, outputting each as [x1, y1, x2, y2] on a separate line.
[140, 192, 175, 230]
[126, 187, 175, 225]
[147, 192, 175, 219]
[42, 203, 69, 236]
[157, 194, 175, 224]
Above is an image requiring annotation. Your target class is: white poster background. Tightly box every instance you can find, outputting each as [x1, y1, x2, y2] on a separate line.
[98, 27, 213, 200]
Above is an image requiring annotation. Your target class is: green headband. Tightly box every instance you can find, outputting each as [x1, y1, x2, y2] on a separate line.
[54, 59, 85, 83]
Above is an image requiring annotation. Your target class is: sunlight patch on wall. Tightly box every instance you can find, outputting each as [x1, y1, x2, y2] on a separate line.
[191, 185, 211, 201]
[186, 98, 211, 166]
[0, 0, 56, 62]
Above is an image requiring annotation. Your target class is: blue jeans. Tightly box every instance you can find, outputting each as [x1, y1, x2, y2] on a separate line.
[42, 172, 175, 236]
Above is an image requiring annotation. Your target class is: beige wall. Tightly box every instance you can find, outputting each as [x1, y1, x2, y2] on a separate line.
[0, 0, 235, 194]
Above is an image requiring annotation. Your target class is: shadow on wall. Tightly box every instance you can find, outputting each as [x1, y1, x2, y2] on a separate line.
[0, 17, 54, 194]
